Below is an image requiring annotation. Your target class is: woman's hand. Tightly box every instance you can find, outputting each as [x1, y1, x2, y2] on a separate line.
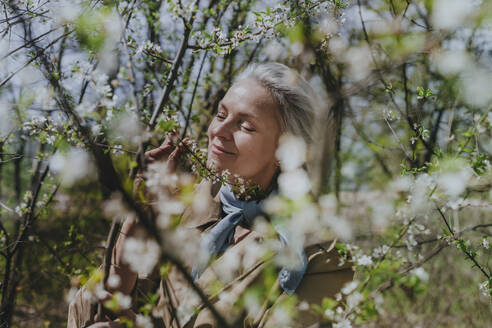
[143, 133, 185, 171]
[133, 133, 188, 196]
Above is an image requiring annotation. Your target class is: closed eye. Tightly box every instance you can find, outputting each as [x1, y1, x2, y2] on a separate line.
[216, 112, 227, 120]
[241, 123, 255, 132]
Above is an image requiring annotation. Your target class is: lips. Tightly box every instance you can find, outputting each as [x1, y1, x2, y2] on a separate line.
[211, 143, 235, 155]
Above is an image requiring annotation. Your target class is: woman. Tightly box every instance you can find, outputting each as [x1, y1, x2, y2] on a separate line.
[68, 63, 354, 328]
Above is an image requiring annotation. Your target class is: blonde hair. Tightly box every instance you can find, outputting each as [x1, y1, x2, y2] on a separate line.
[236, 62, 318, 145]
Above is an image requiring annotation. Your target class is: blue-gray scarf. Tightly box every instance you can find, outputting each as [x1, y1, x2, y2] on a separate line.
[191, 183, 308, 295]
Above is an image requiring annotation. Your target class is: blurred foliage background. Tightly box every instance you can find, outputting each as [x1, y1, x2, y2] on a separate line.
[0, 0, 491, 327]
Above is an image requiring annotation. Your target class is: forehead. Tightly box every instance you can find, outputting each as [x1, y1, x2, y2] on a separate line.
[220, 78, 279, 123]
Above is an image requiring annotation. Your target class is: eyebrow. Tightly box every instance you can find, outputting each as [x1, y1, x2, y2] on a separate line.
[218, 101, 260, 121]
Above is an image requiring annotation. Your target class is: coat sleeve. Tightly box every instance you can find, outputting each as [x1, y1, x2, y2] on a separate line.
[67, 216, 142, 328]
[258, 242, 354, 328]
[67, 284, 96, 328]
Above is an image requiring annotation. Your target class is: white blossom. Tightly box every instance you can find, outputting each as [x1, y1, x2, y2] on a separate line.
[410, 267, 429, 282]
[372, 245, 390, 258]
[431, 50, 471, 76]
[341, 280, 359, 295]
[320, 213, 353, 241]
[176, 291, 200, 324]
[242, 239, 266, 269]
[114, 292, 132, 310]
[51, 0, 83, 25]
[135, 314, 154, 328]
[344, 45, 372, 81]
[278, 169, 311, 200]
[107, 274, 121, 289]
[432, 0, 475, 30]
[479, 281, 490, 298]
[276, 134, 307, 171]
[482, 238, 490, 249]
[271, 304, 292, 326]
[356, 254, 373, 266]
[461, 68, 492, 107]
[50, 148, 94, 186]
[264, 41, 283, 61]
[333, 319, 352, 328]
[409, 174, 434, 216]
[122, 237, 160, 276]
[346, 291, 363, 309]
[435, 168, 472, 198]
[324, 308, 334, 319]
[214, 246, 241, 283]
[244, 292, 261, 317]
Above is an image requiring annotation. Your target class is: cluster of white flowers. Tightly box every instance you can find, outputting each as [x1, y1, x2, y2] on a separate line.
[136, 40, 163, 56]
[482, 237, 490, 249]
[231, 27, 247, 48]
[162, 227, 203, 266]
[270, 303, 293, 326]
[355, 254, 373, 266]
[212, 27, 226, 42]
[478, 280, 490, 298]
[435, 166, 473, 199]
[276, 134, 311, 200]
[49, 0, 84, 26]
[103, 193, 130, 220]
[410, 267, 429, 282]
[22, 115, 58, 142]
[135, 314, 154, 328]
[170, 0, 197, 20]
[431, 0, 476, 30]
[176, 290, 201, 324]
[113, 291, 132, 310]
[122, 237, 161, 276]
[14, 190, 33, 216]
[344, 45, 373, 81]
[341, 280, 359, 295]
[50, 148, 94, 186]
[372, 244, 390, 259]
[243, 291, 262, 318]
[408, 173, 434, 217]
[319, 194, 353, 240]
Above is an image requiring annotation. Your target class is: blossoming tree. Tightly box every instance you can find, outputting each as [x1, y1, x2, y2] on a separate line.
[0, 0, 491, 327]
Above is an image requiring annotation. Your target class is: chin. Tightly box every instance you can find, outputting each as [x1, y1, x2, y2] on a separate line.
[207, 157, 225, 172]
[207, 157, 237, 177]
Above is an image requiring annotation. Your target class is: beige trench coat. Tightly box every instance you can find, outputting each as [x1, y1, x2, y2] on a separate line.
[68, 180, 354, 328]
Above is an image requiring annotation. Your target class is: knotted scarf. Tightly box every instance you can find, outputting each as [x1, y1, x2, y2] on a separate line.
[191, 183, 308, 295]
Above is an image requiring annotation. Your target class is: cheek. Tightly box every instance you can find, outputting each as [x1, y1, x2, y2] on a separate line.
[237, 134, 277, 164]
[207, 121, 214, 139]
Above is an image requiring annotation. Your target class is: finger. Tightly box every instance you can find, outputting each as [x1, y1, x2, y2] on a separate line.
[168, 147, 182, 172]
[146, 144, 172, 158]
[158, 130, 178, 149]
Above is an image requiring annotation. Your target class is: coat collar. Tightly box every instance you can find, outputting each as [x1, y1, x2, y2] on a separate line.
[180, 177, 337, 247]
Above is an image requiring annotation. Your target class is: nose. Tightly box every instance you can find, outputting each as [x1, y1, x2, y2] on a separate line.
[209, 117, 233, 141]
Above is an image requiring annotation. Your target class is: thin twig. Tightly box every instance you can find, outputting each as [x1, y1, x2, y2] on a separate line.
[0, 30, 73, 88]
[181, 50, 208, 139]
[436, 207, 490, 279]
